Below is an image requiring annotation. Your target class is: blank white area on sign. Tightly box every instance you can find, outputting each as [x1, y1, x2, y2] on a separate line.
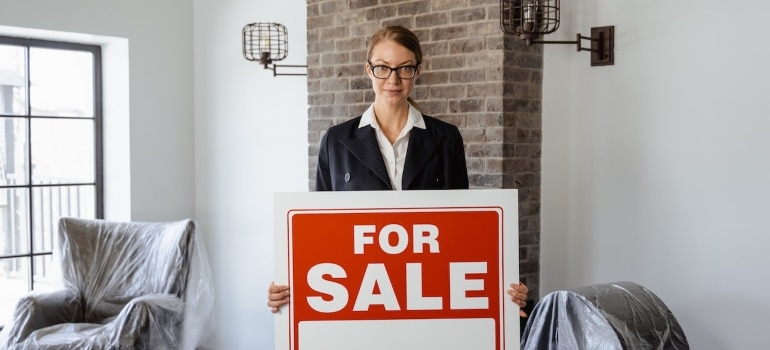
[297, 318, 495, 350]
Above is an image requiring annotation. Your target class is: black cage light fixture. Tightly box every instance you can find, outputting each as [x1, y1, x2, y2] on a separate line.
[500, 0, 614, 66]
[242, 22, 307, 76]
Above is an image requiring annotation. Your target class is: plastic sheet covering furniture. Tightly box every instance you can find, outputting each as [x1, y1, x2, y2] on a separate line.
[0, 217, 215, 350]
[520, 281, 689, 350]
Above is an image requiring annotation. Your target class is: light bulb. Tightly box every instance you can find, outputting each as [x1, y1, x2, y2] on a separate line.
[523, 0, 538, 32]
[259, 32, 271, 52]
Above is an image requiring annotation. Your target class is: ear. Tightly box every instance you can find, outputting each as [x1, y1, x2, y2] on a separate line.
[365, 63, 373, 78]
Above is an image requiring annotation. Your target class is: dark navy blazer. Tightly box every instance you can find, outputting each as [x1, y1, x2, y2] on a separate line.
[315, 115, 469, 191]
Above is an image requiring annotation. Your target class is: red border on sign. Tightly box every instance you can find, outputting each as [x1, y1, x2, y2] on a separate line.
[284, 206, 506, 350]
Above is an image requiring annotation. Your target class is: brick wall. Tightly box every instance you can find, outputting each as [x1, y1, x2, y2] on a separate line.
[306, 0, 542, 299]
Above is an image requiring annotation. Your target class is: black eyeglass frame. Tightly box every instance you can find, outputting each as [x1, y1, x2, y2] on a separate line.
[367, 61, 420, 79]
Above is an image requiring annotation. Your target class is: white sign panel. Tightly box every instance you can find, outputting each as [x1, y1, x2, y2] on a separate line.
[273, 189, 519, 350]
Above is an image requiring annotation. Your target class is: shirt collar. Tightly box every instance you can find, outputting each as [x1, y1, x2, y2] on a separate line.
[359, 103, 426, 130]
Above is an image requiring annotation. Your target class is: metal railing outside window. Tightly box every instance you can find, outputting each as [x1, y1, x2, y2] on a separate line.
[0, 36, 103, 324]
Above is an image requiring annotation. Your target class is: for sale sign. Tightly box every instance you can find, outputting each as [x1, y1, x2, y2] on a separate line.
[273, 190, 519, 350]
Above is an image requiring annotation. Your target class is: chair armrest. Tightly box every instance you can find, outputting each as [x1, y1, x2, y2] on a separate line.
[3, 289, 82, 345]
[110, 294, 184, 350]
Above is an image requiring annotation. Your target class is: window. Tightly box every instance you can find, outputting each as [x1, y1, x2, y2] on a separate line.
[0, 36, 103, 322]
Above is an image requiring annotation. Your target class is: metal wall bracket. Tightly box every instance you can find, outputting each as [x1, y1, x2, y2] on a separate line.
[528, 25, 615, 67]
[590, 26, 614, 66]
[270, 64, 307, 77]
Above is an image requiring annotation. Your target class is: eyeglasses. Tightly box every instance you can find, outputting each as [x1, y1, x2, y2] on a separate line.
[368, 61, 419, 79]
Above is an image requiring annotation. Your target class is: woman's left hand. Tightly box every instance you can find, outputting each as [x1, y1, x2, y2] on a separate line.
[507, 282, 529, 317]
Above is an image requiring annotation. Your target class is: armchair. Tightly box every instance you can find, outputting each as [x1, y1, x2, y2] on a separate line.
[0, 217, 215, 350]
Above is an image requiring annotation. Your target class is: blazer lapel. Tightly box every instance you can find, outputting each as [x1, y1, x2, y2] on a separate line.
[339, 126, 391, 188]
[402, 128, 441, 189]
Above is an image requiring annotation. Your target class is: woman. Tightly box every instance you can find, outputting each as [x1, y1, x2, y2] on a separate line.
[269, 25, 529, 316]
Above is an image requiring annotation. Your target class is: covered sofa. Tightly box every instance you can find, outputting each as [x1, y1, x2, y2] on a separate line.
[521, 281, 689, 349]
[0, 217, 215, 350]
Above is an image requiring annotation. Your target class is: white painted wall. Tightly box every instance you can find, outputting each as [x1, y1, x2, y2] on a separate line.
[1, 0, 307, 348]
[0, 0, 196, 222]
[192, 0, 307, 349]
[541, 1, 770, 348]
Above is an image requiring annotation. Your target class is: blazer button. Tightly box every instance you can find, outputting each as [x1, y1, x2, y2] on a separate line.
[345, 173, 351, 182]
[435, 178, 440, 182]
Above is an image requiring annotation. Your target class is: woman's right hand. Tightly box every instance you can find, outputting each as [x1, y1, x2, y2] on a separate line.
[268, 281, 290, 313]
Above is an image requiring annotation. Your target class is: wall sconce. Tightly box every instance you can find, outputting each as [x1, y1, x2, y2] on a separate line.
[242, 22, 307, 76]
[500, 0, 614, 66]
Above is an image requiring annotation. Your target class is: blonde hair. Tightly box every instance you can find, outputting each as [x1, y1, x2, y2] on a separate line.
[407, 97, 424, 114]
[367, 26, 424, 114]
[367, 25, 423, 65]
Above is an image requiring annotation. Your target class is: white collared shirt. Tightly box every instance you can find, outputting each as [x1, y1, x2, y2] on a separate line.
[358, 103, 426, 190]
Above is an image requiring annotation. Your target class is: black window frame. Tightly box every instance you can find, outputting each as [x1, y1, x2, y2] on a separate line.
[0, 35, 104, 294]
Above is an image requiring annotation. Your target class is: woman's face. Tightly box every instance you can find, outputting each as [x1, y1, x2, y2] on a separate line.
[367, 39, 420, 107]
